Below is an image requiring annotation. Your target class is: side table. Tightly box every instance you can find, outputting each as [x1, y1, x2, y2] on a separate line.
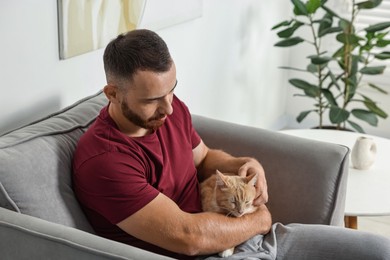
[280, 129, 390, 229]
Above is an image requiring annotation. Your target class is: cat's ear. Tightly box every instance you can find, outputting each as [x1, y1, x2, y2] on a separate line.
[216, 170, 228, 187]
[246, 172, 258, 186]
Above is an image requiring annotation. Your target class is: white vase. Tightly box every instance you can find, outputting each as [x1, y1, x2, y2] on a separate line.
[351, 136, 377, 170]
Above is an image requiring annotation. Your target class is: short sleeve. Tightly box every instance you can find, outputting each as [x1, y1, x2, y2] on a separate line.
[74, 151, 160, 224]
[191, 125, 201, 149]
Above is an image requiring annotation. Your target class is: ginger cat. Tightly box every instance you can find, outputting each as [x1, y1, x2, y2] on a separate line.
[200, 170, 258, 257]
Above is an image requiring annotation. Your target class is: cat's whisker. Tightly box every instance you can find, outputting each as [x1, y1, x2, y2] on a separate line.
[218, 206, 237, 217]
[225, 212, 233, 217]
[219, 206, 232, 211]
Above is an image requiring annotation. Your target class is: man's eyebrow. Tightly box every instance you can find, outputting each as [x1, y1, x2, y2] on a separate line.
[170, 80, 178, 93]
[144, 80, 178, 101]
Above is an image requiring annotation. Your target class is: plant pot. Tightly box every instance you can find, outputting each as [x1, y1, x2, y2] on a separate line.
[312, 126, 354, 132]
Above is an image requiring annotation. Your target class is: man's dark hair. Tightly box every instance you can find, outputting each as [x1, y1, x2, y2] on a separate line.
[103, 29, 173, 86]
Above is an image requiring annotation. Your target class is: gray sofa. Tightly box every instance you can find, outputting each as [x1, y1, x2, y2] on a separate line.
[0, 91, 350, 259]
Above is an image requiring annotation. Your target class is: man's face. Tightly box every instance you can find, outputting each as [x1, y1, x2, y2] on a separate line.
[120, 97, 168, 131]
[119, 63, 177, 132]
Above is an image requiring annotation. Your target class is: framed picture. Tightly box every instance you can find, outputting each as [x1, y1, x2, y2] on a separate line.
[57, 0, 203, 59]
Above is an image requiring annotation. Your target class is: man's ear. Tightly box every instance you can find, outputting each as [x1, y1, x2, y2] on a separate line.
[103, 84, 120, 104]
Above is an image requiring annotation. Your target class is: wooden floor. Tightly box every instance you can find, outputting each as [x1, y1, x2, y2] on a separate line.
[358, 216, 390, 239]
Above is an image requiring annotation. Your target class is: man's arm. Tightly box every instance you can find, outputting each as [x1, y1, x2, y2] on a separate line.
[117, 192, 271, 256]
[193, 140, 268, 205]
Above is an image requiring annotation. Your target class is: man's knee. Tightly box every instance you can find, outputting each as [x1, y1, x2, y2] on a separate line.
[273, 223, 390, 260]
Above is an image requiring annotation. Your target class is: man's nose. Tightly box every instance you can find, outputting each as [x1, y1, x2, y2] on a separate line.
[159, 96, 173, 115]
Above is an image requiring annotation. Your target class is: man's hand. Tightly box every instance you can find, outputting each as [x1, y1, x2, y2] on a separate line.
[193, 141, 268, 205]
[238, 158, 268, 206]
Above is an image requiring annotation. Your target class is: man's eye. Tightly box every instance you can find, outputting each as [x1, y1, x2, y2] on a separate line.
[144, 99, 158, 104]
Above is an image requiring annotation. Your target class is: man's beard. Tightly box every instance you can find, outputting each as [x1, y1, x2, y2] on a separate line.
[121, 99, 166, 131]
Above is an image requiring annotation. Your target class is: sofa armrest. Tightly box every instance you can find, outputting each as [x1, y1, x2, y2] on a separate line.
[0, 207, 173, 260]
[192, 115, 349, 226]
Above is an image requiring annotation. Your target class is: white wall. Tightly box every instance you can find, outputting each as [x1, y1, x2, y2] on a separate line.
[0, 0, 289, 135]
[0, 0, 106, 134]
[160, 0, 290, 129]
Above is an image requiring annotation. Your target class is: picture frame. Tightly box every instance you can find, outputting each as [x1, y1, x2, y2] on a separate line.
[57, 0, 203, 59]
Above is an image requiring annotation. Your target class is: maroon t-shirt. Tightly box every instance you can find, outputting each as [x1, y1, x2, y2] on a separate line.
[72, 95, 202, 258]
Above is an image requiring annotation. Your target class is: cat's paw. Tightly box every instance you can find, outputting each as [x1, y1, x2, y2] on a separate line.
[218, 247, 234, 258]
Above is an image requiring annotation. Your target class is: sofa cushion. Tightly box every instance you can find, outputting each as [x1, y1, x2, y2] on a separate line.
[0, 91, 107, 233]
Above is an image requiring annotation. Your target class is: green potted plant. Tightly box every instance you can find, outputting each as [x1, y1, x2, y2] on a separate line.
[272, 0, 390, 132]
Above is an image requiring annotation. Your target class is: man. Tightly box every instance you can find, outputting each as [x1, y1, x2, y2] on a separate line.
[73, 29, 390, 259]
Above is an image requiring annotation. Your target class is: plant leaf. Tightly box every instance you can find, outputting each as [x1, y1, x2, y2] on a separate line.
[339, 19, 352, 32]
[307, 63, 319, 73]
[278, 66, 308, 72]
[293, 94, 309, 97]
[346, 75, 358, 103]
[350, 55, 359, 76]
[347, 120, 365, 133]
[368, 83, 388, 94]
[336, 33, 362, 44]
[356, 0, 382, 9]
[332, 45, 344, 58]
[327, 70, 341, 91]
[277, 21, 304, 38]
[321, 5, 341, 18]
[351, 109, 378, 126]
[377, 39, 390, 47]
[329, 107, 349, 124]
[271, 20, 293, 30]
[306, 0, 322, 14]
[274, 37, 305, 47]
[310, 55, 333, 65]
[277, 27, 297, 38]
[318, 13, 332, 36]
[297, 110, 313, 122]
[365, 21, 390, 33]
[322, 89, 337, 106]
[360, 65, 386, 75]
[363, 96, 388, 118]
[318, 26, 343, 37]
[291, 0, 308, 15]
[376, 31, 389, 39]
[289, 78, 320, 97]
[289, 79, 315, 89]
[374, 51, 390, 60]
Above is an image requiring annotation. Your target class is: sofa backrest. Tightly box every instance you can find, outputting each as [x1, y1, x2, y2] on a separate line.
[0, 91, 107, 233]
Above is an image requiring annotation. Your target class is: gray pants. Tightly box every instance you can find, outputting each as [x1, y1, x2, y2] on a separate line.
[201, 223, 390, 260]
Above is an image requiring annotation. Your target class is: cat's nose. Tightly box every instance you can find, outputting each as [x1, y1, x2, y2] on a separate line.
[234, 212, 242, 217]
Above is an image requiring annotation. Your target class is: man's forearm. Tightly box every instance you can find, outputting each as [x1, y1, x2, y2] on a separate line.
[118, 192, 271, 257]
[197, 149, 253, 181]
[184, 204, 272, 256]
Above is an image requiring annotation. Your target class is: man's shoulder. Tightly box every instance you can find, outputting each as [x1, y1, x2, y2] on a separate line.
[172, 95, 188, 111]
[169, 95, 192, 124]
[73, 116, 140, 172]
